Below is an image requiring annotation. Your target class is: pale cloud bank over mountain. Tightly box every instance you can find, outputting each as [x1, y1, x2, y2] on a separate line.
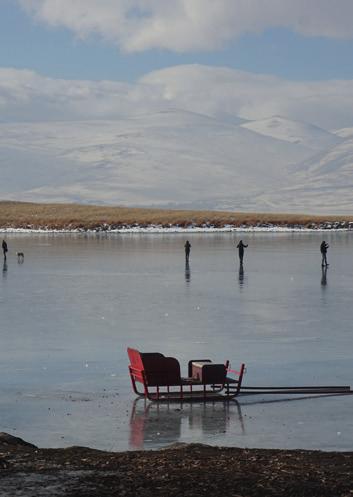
[1, 61, 353, 213]
[19, 0, 353, 52]
[2, 65, 353, 129]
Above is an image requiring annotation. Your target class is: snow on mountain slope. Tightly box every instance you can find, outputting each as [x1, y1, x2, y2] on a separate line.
[252, 138, 353, 214]
[0, 110, 314, 208]
[291, 137, 353, 179]
[1, 109, 352, 213]
[241, 116, 341, 152]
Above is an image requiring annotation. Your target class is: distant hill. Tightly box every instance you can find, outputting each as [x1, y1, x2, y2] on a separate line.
[241, 116, 341, 151]
[0, 109, 352, 213]
[255, 136, 353, 214]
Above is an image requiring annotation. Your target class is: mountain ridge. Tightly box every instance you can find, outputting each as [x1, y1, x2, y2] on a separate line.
[0, 110, 352, 213]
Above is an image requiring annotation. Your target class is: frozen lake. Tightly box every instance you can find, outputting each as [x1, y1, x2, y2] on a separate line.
[1, 232, 353, 452]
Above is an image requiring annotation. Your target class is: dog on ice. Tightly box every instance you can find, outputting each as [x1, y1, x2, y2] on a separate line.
[17, 252, 24, 262]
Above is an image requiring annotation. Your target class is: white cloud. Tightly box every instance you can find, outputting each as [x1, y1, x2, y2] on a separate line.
[140, 65, 353, 129]
[1, 65, 353, 129]
[0, 67, 152, 121]
[18, 0, 353, 53]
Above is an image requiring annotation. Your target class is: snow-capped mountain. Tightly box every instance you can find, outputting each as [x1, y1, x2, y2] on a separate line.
[293, 138, 353, 178]
[0, 109, 352, 213]
[241, 116, 341, 152]
[253, 136, 353, 214]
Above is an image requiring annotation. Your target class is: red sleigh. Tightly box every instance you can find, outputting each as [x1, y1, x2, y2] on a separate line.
[127, 347, 245, 401]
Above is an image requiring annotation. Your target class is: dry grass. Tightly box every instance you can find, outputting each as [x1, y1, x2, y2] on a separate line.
[0, 200, 352, 230]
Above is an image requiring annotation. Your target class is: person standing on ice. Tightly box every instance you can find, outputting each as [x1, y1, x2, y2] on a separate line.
[236, 240, 248, 265]
[2, 239, 8, 260]
[184, 240, 191, 263]
[320, 241, 329, 267]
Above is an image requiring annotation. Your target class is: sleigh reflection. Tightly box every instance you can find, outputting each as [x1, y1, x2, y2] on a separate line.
[129, 398, 245, 449]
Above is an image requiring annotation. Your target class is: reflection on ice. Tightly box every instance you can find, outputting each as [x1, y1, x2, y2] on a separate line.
[128, 391, 353, 451]
[129, 399, 245, 449]
[238, 263, 244, 286]
[321, 266, 328, 286]
[185, 261, 191, 284]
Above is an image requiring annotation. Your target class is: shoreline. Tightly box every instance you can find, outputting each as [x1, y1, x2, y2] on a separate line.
[1, 224, 353, 234]
[2, 201, 353, 234]
[1, 433, 352, 496]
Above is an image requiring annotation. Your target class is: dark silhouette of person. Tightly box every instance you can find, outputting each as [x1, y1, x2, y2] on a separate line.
[236, 240, 248, 264]
[2, 239, 8, 260]
[320, 241, 329, 267]
[184, 240, 191, 262]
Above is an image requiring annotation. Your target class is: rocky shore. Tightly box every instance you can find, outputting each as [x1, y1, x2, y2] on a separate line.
[1, 433, 352, 497]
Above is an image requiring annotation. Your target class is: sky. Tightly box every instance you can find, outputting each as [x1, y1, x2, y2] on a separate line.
[1, 0, 353, 129]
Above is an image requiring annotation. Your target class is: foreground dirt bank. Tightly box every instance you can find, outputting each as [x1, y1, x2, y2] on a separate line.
[0, 433, 352, 497]
[1, 200, 353, 231]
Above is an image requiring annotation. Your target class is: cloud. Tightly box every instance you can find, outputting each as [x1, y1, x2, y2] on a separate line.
[18, 0, 353, 53]
[0, 67, 153, 121]
[1, 65, 353, 129]
[140, 65, 353, 129]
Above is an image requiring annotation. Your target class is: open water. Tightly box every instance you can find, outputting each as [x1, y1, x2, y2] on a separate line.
[0, 232, 352, 451]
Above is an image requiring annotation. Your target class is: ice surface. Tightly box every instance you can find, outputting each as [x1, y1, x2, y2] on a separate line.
[1, 232, 352, 451]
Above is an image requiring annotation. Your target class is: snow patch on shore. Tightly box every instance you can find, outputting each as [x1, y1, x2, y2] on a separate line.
[0, 225, 351, 234]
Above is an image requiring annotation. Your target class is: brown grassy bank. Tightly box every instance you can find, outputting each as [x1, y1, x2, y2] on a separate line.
[1, 200, 353, 230]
